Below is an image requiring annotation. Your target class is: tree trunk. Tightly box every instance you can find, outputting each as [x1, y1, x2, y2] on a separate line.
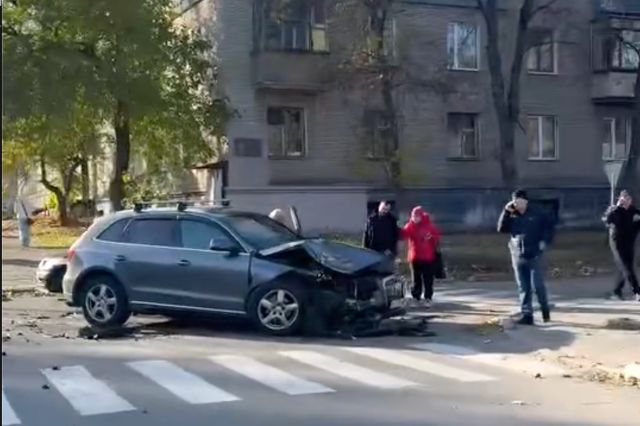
[109, 99, 131, 211]
[39, 158, 69, 226]
[80, 154, 90, 203]
[478, 0, 537, 188]
[367, 1, 401, 188]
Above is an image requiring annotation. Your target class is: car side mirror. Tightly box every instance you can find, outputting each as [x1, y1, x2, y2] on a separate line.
[209, 238, 240, 256]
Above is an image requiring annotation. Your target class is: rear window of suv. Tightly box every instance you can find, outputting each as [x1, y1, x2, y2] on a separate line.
[96, 219, 129, 242]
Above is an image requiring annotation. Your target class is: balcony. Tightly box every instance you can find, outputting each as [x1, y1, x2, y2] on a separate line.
[252, 50, 331, 94]
[591, 71, 637, 103]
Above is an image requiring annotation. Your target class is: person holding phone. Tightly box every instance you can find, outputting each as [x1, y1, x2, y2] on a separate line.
[498, 189, 555, 325]
[602, 190, 640, 301]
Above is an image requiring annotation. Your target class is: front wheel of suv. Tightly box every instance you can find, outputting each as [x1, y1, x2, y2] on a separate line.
[247, 282, 307, 336]
[80, 275, 131, 329]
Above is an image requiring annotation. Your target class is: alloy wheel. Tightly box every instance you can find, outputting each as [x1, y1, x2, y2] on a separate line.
[85, 283, 118, 323]
[257, 289, 300, 331]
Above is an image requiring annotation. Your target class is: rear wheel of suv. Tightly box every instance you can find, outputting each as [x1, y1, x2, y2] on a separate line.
[80, 275, 131, 329]
[247, 282, 307, 336]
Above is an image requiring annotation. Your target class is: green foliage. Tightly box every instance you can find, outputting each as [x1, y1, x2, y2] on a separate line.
[45, 192, 59, 212]
[3, 0, 232, 201]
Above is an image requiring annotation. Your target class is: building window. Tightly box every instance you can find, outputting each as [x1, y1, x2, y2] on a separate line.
[527, 116, 558, 160]
[612, 30, 640, 70]
[267, 107, 306, 158]
[260, 0, 327, 52]
[366, 17, 397, 63]
[602, 117, 631, 160]
[363, 110, 394, 159]
[447, 22, 479, 71]
[593, 29, 640, 71]
[447, 113, 479, 159]
[528, 29, 556, 73]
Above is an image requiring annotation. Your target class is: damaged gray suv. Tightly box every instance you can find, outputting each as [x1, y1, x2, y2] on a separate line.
[62, 204, 406, 335]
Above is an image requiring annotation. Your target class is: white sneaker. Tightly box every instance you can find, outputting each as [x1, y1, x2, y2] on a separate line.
[423, 299, 432, 309]
[408, 298, 421, 308]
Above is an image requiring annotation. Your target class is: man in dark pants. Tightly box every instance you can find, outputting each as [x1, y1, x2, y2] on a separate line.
[363, 201, 400, 258]
[498, 189, 555, 325]
[602, 190, 640, 302]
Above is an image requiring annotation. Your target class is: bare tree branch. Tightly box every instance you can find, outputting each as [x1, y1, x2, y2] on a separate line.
[176, 0, 207, 19]
[530, 0, 560, 18]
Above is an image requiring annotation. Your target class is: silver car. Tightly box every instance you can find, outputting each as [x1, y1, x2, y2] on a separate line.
[62, 205, 405, 336]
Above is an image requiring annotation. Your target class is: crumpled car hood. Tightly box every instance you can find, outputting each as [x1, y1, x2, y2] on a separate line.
[260, 239, 392, 275]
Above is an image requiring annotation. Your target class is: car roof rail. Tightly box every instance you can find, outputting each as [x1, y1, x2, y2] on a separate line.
[132, 199, 231, 213]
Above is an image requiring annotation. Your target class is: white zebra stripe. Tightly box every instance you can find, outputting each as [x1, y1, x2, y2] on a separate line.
[210, 355, 335, 395]
[280, 351, 417, 390]
[346, 347, 497, 383]
[127, 360, 239, 404]
[410, 343, 567, 376]
[41, 366, 135, 416]
[2, 389, 21, 426]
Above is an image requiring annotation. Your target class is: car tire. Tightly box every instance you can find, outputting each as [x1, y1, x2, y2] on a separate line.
[247, 281, 308, 336]
[80, 274, 131, 329]
[45, 267, 65, 293]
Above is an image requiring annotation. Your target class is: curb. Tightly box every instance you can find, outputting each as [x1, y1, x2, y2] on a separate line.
[2, 286, 41, 295]
[623, 363, 640, 384]
[588, 365, 639, 388]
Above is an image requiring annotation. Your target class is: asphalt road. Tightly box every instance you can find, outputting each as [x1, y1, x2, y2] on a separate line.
[3, 298, 639, 426]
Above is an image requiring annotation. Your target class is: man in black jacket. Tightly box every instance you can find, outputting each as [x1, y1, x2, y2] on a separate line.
[363, 201, 399, 257]
[602, 190, 640, 301]
[498, 189, 555, 325]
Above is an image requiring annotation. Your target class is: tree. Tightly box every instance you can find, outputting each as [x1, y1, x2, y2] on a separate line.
[2, 0, 231, 211]
[476, 0, 559, 187]
[2, 101, 101, 224]
[328, 0, 451, 191]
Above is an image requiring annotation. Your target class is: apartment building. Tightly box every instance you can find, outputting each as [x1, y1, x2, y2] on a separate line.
[180, 0, 639, 232]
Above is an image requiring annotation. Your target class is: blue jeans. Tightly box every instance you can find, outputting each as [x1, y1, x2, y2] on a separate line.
[511, 255, 549, 316]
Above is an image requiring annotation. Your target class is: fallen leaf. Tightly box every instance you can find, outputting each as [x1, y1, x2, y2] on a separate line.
[534, 373, 543, 379]
[42, 384, 50, 390]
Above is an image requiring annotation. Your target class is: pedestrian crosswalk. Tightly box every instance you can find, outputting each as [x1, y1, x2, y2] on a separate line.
[2, 343, 566, 425]
[42, 365, 136, 416]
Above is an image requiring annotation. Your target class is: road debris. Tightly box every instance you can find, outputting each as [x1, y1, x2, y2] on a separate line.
[511, 400, 527, 406]
[604, 318, 640, 331]
[41, 384, 50, 390]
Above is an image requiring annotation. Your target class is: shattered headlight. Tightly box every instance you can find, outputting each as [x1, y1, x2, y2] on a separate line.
[381, 275, 405, 301]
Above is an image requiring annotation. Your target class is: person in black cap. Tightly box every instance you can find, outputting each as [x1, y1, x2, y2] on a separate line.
[602, 190, 640, 301]
[363, 201, 400, 258]
[497, 189, 555, 325]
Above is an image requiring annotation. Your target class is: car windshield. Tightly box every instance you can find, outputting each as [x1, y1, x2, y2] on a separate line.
[223, 214, 300, 250]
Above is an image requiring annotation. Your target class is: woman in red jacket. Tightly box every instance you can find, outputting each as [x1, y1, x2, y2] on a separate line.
[401, 206, 441, 307]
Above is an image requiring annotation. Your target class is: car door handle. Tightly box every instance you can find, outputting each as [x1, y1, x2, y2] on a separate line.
[178, 260, 191, 267]
[114, 255, 126, 262]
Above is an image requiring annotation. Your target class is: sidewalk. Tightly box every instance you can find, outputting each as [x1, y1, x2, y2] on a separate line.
[428, 277, 640, 386]
[2, 238, 64, 292]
